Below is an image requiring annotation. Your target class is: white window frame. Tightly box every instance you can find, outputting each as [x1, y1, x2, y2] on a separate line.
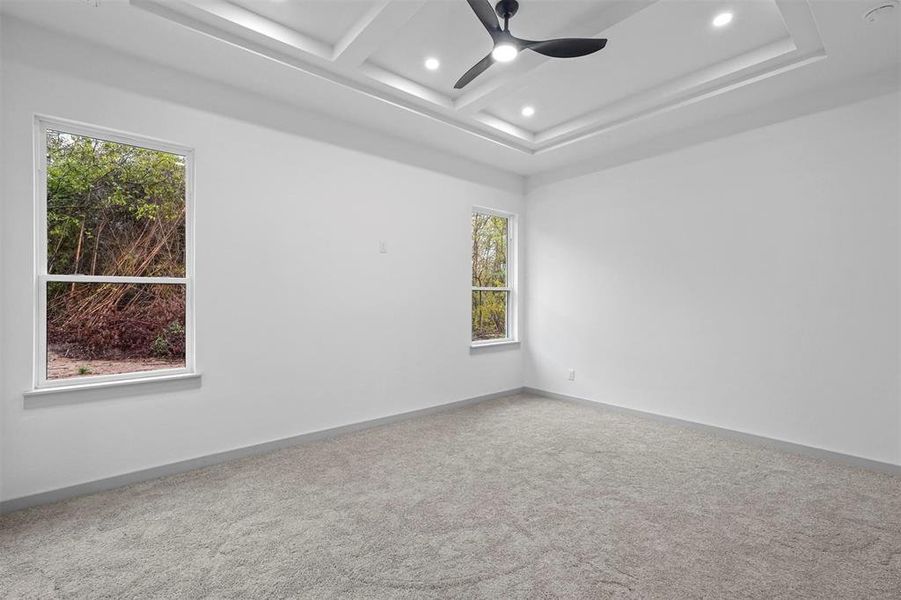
[471, 206, 518, 348]
[33, 116, 196, 390]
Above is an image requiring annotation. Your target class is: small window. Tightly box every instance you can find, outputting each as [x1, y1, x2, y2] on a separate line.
[471, 208, 516, 344]
[35, 119, 194, 387]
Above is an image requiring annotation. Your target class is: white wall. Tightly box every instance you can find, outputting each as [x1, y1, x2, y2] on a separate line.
[0, 56, 524, 500]
[526, 92, 901, 466]
[2, 17, 898, 506]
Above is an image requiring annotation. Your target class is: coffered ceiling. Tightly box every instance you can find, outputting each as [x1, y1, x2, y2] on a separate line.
[132, 0, 827, 155]
[1, 0, 899, 185]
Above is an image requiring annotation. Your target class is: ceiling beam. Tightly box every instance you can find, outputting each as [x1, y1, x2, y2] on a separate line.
[534, 38, 803, 149]
[185, 0, 333, 59]
[531, 0, 826, 151]
[332, 1, 427, 67]
[774, 0, 825, 55]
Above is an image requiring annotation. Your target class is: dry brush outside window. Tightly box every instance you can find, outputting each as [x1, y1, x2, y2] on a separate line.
[37, 122, 193, 386]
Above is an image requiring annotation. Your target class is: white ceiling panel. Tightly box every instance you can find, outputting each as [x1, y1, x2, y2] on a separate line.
[365, 0, 612, 98]
[483, 0, 791, 131]
[228, 0, 380, 46]
[367, 1, 489, 99]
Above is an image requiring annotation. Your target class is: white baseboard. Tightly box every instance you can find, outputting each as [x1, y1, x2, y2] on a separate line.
[5, 385, 896, 514]
[0, 387, 524, 514]
[524, 387, 901, 476]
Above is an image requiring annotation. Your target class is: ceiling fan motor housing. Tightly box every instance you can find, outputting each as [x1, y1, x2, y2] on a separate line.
[495, 0, 519, 20]
[455, 0, 608, 89]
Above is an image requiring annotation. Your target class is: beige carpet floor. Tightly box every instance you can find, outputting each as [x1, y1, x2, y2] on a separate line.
[1, 393, 900, 599]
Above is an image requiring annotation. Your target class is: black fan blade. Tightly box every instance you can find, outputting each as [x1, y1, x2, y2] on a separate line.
[466, 0, 501, 37]
[454, 53, 495, 89]
[521, 37, 607, 58]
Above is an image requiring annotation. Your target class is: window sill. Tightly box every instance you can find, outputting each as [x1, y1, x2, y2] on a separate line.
[470, 339, 520, 350]
[24, 372, 202, 399]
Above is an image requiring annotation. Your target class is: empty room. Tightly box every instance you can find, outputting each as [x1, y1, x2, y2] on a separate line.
[0, 0, 899, 598]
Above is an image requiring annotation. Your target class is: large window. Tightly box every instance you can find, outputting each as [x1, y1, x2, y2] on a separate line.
[35, 118, 194, 388]
[471, 208, 516, 345]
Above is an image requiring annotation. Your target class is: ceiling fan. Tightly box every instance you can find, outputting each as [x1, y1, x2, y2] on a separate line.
[455, 0, 608, 89]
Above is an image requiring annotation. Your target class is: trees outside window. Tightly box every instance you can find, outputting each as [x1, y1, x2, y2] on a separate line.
[472, 209, 515, 343]
[36, 120, 194, 386]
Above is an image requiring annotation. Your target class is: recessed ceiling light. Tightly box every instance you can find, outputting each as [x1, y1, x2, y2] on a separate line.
[712, 11, 733, 27]
[424, 57, 440, 71]
[521, 106, 535, 117]
[491, 44, 518, 63]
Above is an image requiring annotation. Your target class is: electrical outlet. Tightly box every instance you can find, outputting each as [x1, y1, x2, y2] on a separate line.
[378, 241, 387, 254]
[568, 369, 575, 381]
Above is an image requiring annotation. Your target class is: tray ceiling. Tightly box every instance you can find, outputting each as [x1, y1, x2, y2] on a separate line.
[1, 0, 897, 184]
[134, 0, 827, 155]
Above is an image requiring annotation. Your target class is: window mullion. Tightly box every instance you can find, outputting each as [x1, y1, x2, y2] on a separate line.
[42, 274, 188, 285]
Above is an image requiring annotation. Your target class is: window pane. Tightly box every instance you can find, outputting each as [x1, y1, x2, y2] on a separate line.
[472, 213, 508, 288]
[46, 130, 186, 277]
[47, 282, 186, 380]
[472, 290, 508, 341]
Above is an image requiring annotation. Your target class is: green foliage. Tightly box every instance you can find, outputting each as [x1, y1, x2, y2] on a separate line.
[77, 366, 92, 376]
[471, 213, 509, 340]
[471, 213, 507, 287]
[152, 322, 186, 358]
[46, 131, 187, 360]
[46, 130, 186, 277]
[472, 291, 507, 341]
